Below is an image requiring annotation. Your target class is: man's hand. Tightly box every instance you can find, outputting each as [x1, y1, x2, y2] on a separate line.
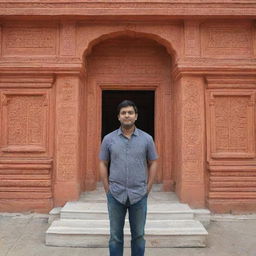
[99, 160, 109, 193]
[147, 160, 157, 194]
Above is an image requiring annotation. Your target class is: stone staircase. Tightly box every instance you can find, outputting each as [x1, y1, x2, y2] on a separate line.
[46, 185, 209, 248]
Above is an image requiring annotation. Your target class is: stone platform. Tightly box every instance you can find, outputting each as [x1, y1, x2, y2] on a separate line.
[46, 185, 209, 248]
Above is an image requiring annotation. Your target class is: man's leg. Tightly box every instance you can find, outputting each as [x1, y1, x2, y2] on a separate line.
[107, 192, 127, 256]
[128, 194, 147, 256]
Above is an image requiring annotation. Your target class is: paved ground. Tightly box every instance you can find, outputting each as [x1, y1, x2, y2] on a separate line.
[0, 214, 256, 256]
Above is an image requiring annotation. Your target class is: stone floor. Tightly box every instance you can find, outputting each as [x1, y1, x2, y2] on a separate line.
[0, 213, 256, 256]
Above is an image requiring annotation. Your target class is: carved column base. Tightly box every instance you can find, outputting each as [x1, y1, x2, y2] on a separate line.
[54, 182, 80, 206]
[162, 179, 175, 191]
[179, 184, 205, 208]
[84, 179, 97, 191]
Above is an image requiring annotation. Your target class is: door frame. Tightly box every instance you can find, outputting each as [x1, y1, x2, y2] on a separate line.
[84, 80, 172, 190]
[101, 89, 155, 139]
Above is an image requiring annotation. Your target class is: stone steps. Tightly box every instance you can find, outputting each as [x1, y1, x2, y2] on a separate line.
[61, 201, 194, 220]
[46, 219, 207, 248]
[46, 187, 209, 248]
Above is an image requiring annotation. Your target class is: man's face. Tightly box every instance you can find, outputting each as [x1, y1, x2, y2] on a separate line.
[118, 106, 138, 128]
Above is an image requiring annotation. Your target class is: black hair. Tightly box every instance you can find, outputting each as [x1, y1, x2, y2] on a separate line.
[117, 100, 138, 115]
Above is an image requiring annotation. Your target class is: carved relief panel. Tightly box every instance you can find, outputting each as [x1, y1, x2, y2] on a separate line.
[1, 23, 58, 56]
[201, 22, 253, 58]
[184, 21, 200, 57]
[60, 21, 76, 56]
[182, 78, 204, 183]
[0, 90, 51, 156]
[207, 90, 255, 159]
[55, 76, 80, 183]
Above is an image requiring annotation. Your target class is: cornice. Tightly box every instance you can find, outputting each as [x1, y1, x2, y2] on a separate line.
[1, 58, 256, 78]
[0, 64, 85, 76]
[173, 68, 256, 82]
[0, 1, 256, 17]
[172, 58, 256, 80]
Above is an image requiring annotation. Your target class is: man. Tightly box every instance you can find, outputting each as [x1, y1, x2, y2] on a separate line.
[99, 100, 158, 256]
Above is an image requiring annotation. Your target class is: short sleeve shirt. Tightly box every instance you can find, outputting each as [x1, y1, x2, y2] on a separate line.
[99, 127, 158, 205]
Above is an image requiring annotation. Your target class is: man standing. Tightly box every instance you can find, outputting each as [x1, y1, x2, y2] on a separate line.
[99, 100, 158, 256]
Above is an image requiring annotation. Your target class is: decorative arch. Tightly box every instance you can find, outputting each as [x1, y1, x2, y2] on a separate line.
[82, 29, 174, 191]
[82, 30, 177, 62]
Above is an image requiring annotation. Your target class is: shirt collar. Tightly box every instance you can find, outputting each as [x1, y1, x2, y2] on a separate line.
[118, 127, 138, 136]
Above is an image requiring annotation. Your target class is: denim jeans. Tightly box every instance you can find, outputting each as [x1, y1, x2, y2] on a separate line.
[106, 192, 147, 256]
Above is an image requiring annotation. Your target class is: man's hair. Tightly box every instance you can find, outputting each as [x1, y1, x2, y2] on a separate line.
[117, 100, 138, 115]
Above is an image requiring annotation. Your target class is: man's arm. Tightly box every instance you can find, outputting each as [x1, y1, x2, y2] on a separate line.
[147, 160, 158, 194]
[99, 160, 109, 193]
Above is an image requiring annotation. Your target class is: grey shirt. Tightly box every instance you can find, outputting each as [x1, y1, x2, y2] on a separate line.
[99, 127, 158, 205]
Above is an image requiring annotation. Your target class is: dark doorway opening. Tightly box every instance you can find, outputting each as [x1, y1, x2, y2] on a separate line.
[102, 90, 155, 139]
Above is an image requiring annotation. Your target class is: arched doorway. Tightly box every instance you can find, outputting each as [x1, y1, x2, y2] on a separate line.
[101, 90, 155, 139]
[84, 35, 173, 191]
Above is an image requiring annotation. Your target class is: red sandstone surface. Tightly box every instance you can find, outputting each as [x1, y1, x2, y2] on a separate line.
[0, 1, 256, 213]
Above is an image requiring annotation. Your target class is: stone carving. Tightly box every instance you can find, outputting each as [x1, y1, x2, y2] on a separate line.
[56, 128, 77, 181]
[209, 91, 255, 158]
[87, 37, 169, 78]
[202, 25, 252, 57]
[1, 92, 48, 153]
[183, 160, 201, 182]
[58, 107, 76, 132]
[1, 1, 255, 18]
[254, 24, 256, 56]
[182, 78, 204, 183]
[208, 165, 256, 201]
[61, 82, 75, 102]
[3, 26, 57, 56]
[208, 29, 250, 48]
[56, 78, 78, 181]
[0, 160, 53, 208]
[184, 21, 200, 57]
[60, 22, 76, 56]
[0, 25, 2, 57]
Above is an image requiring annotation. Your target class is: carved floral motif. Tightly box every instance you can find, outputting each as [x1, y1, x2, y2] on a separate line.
[56, 78, 78, 181]
[7, 95, 44, 145]
[0, 91, 49, 153]
[184, 21, 200, 57]
[3, 26, 57, 56]
[209, 91, 255, 158]
[202, 24, 253, 57]
[182, 78, 204, 183]
[60, 22, 76, 56]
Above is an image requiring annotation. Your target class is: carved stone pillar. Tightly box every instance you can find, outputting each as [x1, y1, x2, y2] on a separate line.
[184, 20, 201, 57]
[60, 20, 76, 56]
[54, 75, 82, 206]
[173, 76, 206, 208]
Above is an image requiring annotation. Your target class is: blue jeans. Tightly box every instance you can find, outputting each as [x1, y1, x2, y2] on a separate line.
[106, 192, 147, 256]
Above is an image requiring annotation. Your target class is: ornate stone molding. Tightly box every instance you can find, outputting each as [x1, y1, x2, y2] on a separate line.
[0, 1, 256, 17]
[174, 76, 206, 207]
[0, 159, 53, 201]
[172, 59, 256, 80]
[0, 75, 54, 88]
[206, 76, 256, 89]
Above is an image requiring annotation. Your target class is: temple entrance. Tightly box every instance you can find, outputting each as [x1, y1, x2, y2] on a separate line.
[101, 90, 155, 139]
[84, 35, 173, 191]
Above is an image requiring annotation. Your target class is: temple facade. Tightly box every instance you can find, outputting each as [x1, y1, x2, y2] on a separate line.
[0, 1, 256, 213]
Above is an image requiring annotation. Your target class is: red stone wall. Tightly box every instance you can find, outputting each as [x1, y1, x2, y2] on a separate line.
[0, 76, 54, 212]
[205, 77, 256, 213]
[0, 14, 256, 213]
